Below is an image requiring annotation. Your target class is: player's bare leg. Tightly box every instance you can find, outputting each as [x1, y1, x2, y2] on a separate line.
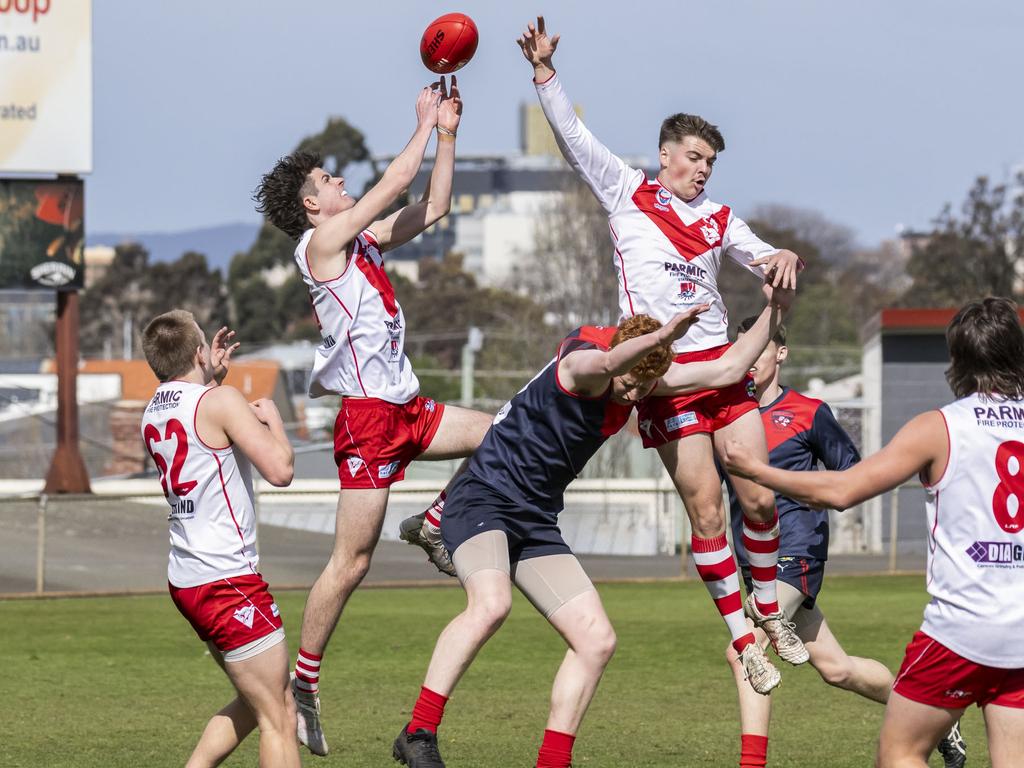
[982, 703, 1024, 768]
[876, 692, 963, 768]
[543, 589, 616, 732]
[714, 411, 807, 665]
[395, 550, 513, 767]
[193, 640, 300, 768]
[187, 643, 259, 768]
[294, 487, 390, 755]
[399, 406, 492, 576]
[658, 433, 779, 693]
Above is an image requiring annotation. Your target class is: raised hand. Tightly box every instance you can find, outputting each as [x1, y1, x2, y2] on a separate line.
[437, 75, 463, 134]
[659, 304, 710, 345]
[415, 82, 441, 130]
[516, 16, 560, 71]
[749, 249, 804, 289]
[210, 326, 239, 384]
[761, 282, 796, 311]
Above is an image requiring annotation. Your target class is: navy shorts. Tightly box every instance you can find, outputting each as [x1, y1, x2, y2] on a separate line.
[742, 556, 825, 611]
[440, 472, 572, 564]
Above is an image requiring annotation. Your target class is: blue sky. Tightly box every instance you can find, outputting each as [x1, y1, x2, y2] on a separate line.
[89, 0, 1024, 246]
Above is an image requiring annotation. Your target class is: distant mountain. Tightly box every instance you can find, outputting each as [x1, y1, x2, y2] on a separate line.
[86, 222, 261, 272]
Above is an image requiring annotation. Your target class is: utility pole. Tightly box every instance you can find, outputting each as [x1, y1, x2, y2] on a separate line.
[460, 327, 484, 408]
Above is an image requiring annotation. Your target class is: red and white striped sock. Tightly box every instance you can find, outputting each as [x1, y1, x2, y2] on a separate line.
[692, 533, 755, 652]
[742, 513, 780, 616]
[424, 490, 446, 530]
[294, 648, 321, 696]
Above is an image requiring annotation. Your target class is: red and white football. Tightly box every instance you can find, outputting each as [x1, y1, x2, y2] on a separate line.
[420, 13, 479, 74]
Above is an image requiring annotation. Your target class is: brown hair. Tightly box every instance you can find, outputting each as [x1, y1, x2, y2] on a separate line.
[142, 310, 203, 382]
[253, 151, 322, 239]
[611, 314, 672, 380]
[945, 297, 1024, 399]
[738, 315, 787, 346]
[659, 113, 725, 153]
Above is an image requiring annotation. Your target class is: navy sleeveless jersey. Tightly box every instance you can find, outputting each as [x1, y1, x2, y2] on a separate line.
[724, 387, 860, 563]
[466, 326, 635, 515]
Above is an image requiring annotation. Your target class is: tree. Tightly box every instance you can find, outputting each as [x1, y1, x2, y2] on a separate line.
[514, 177, 620, 327]
[79, 245, 228, 357]
[902, 174, 1024, 306]
[394, 253, 556, 404]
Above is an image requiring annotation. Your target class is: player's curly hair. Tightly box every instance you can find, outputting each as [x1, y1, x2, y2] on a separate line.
[253, 151, 322, 239]
[611, 314, 673, 380]
[659, 113, 725, 153]
[142, 309, 203, 382]
[946, 297, 1024, 400]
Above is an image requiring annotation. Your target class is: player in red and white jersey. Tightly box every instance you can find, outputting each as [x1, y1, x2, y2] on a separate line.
[140, 310, 298, 768]
[725, 297, 1024, 767]
[255, 77, 494, 754]
[518, 16, 806, 692]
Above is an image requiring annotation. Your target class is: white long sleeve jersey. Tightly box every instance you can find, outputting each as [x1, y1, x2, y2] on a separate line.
[536, 74, 778, 354]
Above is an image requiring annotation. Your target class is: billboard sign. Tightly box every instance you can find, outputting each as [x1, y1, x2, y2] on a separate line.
[0, 178, 84, 289]
[0, 0, 92, 174]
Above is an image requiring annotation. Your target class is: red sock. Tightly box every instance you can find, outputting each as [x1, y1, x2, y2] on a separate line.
[742, 512, 780, 615]
[692, 534, 755, 652]
[408, 686, 448, 734]
[424, 490, 446, 528]
[740, 734, 768, 768]
[536, 729, 575, 768]
[294, 648, 321, 696]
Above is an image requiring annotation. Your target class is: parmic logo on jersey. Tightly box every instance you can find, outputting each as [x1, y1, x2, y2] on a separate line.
[974, 403, 1024, 429]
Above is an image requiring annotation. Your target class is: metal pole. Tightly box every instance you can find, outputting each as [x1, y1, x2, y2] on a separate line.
[36, 494, 48, 595]
[43, 290, 91, 494]
[888, 487, 900, 574]
[123, 314, 132, 360]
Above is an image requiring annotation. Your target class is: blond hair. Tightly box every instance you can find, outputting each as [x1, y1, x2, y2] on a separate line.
[142, 309, 203, 382]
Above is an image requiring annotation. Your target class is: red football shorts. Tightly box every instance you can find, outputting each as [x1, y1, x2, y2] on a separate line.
[169, 573, 283, 654]
[333, 395, 446, 489]
[636, 343, 759, 449]
[893, 631, 1024, 709]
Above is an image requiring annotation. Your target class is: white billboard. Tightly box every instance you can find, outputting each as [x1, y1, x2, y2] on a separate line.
[0, 0, 92, 174]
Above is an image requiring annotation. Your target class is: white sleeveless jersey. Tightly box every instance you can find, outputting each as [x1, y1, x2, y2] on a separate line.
[536, 74, 778, 354]
[295, 228, 419, 403]
[921, 394, 1024, 668]
[141, 381, 259, 588]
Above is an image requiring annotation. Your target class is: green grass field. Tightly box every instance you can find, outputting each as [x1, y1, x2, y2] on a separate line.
[0, 576, 989, 767]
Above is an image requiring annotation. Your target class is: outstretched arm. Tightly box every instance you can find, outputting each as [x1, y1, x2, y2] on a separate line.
[371, 76, 462, 252]
[723, 213, 804, 290]
[559, 306, 708, 395]
[722, 411, 948, 511]
[518, 16, 636, 213]
[656, 286, 792, 394]
[308, 85, 439, 264]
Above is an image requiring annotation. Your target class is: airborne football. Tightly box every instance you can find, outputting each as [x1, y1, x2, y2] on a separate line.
[420, 12, 479, 74]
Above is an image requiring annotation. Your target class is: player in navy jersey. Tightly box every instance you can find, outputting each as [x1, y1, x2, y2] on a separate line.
[392, 286, 792, 768]
[723, 315, 980, 768]
[718, 317, 899, 767]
